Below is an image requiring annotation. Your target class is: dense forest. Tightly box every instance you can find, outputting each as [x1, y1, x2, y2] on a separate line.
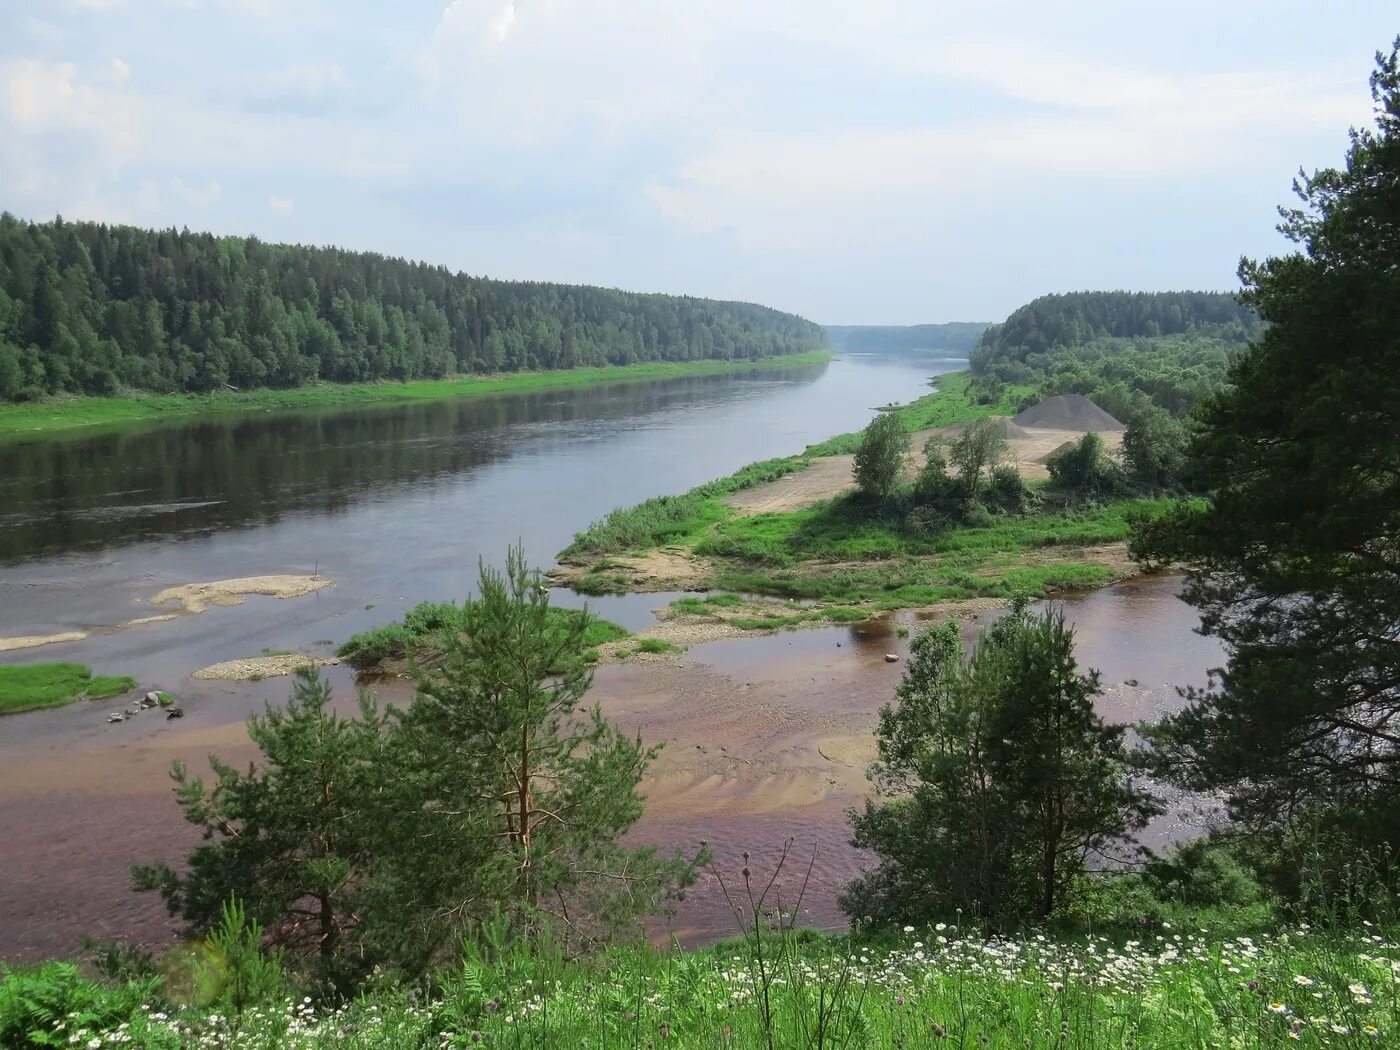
[0, 215, 826, 401]
[970, 291, 1263, 420]
[825, 321, 989, 353]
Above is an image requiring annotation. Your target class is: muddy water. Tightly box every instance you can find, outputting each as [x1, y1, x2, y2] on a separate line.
[0, 574, 1218, 958]
[0, 353, 1223, 959]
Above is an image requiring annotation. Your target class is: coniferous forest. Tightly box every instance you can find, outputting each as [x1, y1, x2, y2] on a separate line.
[0, 215, 826, 401]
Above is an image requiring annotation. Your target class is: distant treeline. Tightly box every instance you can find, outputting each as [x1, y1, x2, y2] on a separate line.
[825, 322, 989, 353]
[970, 291, 1263, 419]
[0, 215, 826, 401]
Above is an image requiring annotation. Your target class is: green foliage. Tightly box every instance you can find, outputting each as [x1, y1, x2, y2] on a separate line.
[853, 412, 912, 501]
[843, 608, 1156, 928]
[201, 899, 287, 1014]
[379, 548, 704, 967]
[945, 417, 1009, 500]
[15, 920, 1400, 1048]
[1045, 432, 1124, 498]
[139, 550, 700, 987]
[0, 662, 135, 715]
[971, 291, 1260, 418]
[1122, 403, 1189, 491]
[337, 600, 627, 670]
[634, 638, 683, 654]
[1131, 43, 1400, 837]
[0, 215, 826, 403]
[984, 464, 1035, 515]
[0, 961, 158, 1050]
[133, 668, 390, 991]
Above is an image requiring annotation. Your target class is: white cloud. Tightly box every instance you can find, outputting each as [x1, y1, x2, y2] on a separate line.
[169, 178, 222, 207]
[264, 63, 349, 100]
[268, 195, 294, 214]
[1, 58, 141, 169]
[110, 58, 131, 84]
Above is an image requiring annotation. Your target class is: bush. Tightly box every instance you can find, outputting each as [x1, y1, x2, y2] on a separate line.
[1045, 433, 1123, 498]
[853, 413, 911, 501]
[984, 464, 1034, 515]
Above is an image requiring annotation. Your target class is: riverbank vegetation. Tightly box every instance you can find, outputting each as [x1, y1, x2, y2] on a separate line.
[337, 597, 629, 672]
[0, 215, 825, 403]
[0, 350, 832, 438]
[0, 662, 135, 715]
[557, 369, 1169, 617]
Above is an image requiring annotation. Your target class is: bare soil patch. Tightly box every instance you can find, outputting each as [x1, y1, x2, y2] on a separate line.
[724, 456, 856, 515]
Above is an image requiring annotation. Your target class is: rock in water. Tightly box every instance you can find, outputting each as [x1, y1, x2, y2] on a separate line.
[885, 653, 900, 663]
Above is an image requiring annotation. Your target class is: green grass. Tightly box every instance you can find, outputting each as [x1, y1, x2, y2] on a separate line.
[0, 351, 834, 439]
[337, 601, 629, 671]
[561, 370, 1033, 564]
[634, 638, 685, 654]
[688, 493, 1172, 605]
[11, 922, 1398, 1048]
[0, 662, 136, 715]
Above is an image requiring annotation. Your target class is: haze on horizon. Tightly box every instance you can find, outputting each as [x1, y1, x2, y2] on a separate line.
[1, 1, 1393, 325]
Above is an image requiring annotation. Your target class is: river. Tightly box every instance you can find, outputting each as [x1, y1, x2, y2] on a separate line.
[0, 352, 1221, 960]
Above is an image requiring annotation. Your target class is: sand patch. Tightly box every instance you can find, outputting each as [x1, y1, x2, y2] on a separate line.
[0, 631, 88, 653]
[192, 654, 340, 681]
[150, 575, 332, 614]
[121, 614, 177, 628]
[816, 735, 877, 768]
[724, 456, 856, 515]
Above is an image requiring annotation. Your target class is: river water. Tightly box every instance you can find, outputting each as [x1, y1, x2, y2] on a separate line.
[0, 352, 1222, 960]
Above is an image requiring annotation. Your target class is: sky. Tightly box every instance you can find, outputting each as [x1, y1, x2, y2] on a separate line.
[1, 2, 1395, 324]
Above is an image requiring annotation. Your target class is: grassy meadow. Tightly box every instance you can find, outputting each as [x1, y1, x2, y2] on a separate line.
[7, 920, 1395, 1048]
[0, 351, 833, 440]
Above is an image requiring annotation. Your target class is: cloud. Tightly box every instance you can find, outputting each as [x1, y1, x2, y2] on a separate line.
[247, 64, 351, 114]
[0, 58, 141, 175]
[169, 178, 222, 207]
[646, 44, 1369, 253]
[268, 195, 294, 214]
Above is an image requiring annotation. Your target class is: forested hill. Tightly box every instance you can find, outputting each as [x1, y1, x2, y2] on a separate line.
[969, 291, 1264, 419]
[971, 291, 1259, 372]
[0, 215, 826, 401]
[825, 322, 989, 353]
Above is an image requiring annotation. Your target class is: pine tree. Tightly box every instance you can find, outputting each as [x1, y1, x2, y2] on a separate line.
[377, 547, 703, 964]
[1132, 42, 1400, 830]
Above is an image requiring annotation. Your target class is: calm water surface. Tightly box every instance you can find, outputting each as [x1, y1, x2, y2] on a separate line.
[0, 353, 961, 683]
